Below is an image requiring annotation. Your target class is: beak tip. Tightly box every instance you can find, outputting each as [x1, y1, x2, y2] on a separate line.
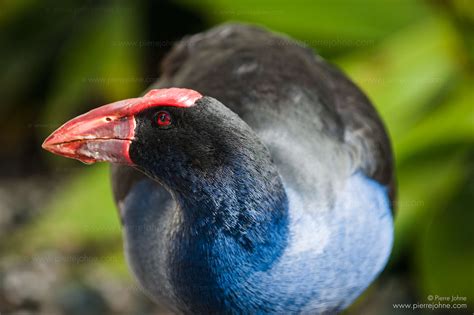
[41, 138, 49, 150]
[41, 134, 56, 152]
[40, 103, 135, 165]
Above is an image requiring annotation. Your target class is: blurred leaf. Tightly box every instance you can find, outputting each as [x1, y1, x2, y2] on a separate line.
[41, 3, 142, 137]
[176, 0, 430, 55]
[0, 1, 82, 113]
[338, 16, 464, 145]
[0, 0, 37, 26]
[395, 81, 474, 159]
[417, 165, 474, 302]
[392, 151, 469, 260]
[7, 164, 121, 253]
[87, 249, 132, 278]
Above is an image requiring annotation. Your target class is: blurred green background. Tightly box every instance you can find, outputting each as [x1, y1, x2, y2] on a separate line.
[0, 0, 473, 314]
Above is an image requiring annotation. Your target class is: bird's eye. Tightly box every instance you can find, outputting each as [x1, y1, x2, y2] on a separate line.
[156, 111, 172, 128]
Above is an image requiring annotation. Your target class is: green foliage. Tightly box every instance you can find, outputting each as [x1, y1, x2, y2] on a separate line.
[30, 165, 120, 249]
[42, 2, 142, 135]
[176, 0, 430, 55]
[418, 170, 474, 300]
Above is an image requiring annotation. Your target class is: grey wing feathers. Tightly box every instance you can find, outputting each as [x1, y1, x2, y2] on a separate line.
[158, 23, 396, 208]
[116, 24, 395, 214]
[312, 58, 396, 207]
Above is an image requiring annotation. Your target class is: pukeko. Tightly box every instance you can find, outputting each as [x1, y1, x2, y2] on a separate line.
[43, 24, 395, 314]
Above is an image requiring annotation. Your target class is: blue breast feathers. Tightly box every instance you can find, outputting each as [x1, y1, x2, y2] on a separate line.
[196, 171, 394, 314]
[121, 171, 393, 314]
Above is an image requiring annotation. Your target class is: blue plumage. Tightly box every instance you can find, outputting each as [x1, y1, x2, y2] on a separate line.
[114, 24, 396, 314]
[43, 23, 396, 314]
[121, 169, 392, 314]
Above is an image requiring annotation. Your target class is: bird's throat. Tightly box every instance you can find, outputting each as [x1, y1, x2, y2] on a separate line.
[167, 164, 290, 313]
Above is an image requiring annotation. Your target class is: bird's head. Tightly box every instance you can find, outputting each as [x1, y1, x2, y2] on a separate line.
[43, 88, 275, 193]
[43, 87, 288, 273]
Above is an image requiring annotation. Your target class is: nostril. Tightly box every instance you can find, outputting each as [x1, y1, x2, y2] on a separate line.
[105, 117, 112, 122]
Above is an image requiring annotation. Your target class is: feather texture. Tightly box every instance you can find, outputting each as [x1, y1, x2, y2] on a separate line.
[111, 24, 395, 314]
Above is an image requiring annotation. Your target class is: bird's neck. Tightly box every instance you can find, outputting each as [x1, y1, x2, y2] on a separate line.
[168, 160, 289, 312]
[173, 160, 289, 258]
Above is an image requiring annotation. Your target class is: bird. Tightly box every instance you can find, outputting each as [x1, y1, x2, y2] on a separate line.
[42, 24, 395, 314]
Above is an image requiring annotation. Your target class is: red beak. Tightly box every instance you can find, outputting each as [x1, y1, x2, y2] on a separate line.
[42, 98, 137, 165]
[42, 88, 202, 164]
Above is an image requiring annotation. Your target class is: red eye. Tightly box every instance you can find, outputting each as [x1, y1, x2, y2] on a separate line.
[156, 111, 171, 127]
